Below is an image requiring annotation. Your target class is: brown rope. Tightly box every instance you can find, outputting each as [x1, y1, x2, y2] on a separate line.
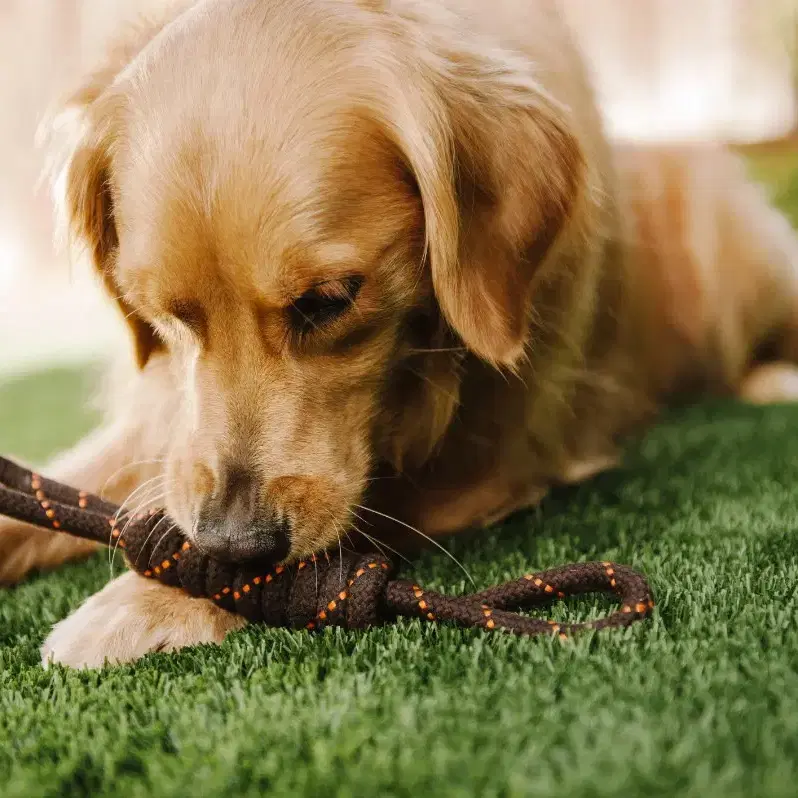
[0, 454, 655, 637]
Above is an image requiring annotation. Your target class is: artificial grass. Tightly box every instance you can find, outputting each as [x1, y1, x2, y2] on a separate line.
[2, 396, 798, 798]
[3, 158, 798, 797]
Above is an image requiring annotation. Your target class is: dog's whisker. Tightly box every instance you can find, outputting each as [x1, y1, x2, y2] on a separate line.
[113, 481, 162, 528]
[116, 486, 173, 536]
[99, 459, 167, 499]
[109, 478, 170, 568]
[350, 523, 394, 563]
[148, 524, 179, 568]
[117, 476, 177, 515]
[330, 517, 349, 590]
[108, 503, 160, 577]
[113, 475, 169, 524]
[354, 504, 475, 588]
[312, 508, 342, 595]
[335, 525, 344, 586]
[122, 487, 170, 523]
[119, 481, 172, 514]
[132, 511, 173, 572]
[312, 542, 319, 597]
[110, 488, 172, 570]
[405, 367, 461, 407]
[314, 509, 349, 586]
[406, 347, 468, 355]
[349, 509, 406, 561]
[349, 511, 412, 567]
[117, 487, 172, 541]
[361, 474, 402, 484]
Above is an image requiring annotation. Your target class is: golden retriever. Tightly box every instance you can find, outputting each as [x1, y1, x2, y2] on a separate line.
[2, 0, 798, 668]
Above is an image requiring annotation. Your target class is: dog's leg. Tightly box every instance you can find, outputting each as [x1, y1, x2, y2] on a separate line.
[0, 356, 180, 585]
[740, 363, 798, 404]
[560, 454, 620, 485]
[41, 571, 246, 669]
[0, 420, 165, 585]
[708, 152, 798, 391]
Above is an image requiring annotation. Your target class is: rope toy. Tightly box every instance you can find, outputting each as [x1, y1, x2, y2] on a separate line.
[0, 455, 655, 637]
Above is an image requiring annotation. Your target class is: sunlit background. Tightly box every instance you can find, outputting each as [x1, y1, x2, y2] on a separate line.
[1, 0, 797, 378]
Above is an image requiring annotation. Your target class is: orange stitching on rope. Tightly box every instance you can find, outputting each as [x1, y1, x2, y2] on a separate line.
[1, 457, 657, 638]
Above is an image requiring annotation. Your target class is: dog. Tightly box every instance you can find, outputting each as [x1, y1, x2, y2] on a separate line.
[2, 0, 798, 668]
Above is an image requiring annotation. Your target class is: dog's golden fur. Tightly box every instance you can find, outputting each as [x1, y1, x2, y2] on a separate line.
[3, 0, 798, 668]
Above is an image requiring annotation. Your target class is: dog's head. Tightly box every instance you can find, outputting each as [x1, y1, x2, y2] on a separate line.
[57, 0, 584, 562]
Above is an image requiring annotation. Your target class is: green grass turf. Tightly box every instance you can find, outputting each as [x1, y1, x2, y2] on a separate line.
[3, 158, 798, 797]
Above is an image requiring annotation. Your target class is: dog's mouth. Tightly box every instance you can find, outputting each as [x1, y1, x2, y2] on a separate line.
[167, 462, 367, 568]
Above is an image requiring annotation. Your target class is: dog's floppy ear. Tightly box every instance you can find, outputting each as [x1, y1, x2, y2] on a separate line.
[65, 131, 162, 369]
[397, 37, 586, 369]
[49, 14, 177, 369]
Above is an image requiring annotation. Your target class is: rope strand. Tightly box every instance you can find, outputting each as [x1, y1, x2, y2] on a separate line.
[0, 455, 655, 636]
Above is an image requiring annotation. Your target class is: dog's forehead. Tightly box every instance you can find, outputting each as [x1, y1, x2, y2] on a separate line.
[110, 1, 420, 299]
[113, 109, 414, 290]
[112, 99, 419, 305]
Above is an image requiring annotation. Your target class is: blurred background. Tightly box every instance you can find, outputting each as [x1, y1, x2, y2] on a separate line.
[1, 0, 798, 380]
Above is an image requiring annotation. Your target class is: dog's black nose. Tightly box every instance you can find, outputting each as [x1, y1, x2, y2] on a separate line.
[195, 465, 290, 563]
[194, 515, 290, 563]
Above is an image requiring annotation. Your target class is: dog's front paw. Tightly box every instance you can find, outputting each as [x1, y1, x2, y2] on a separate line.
[41, 571, 246, 669]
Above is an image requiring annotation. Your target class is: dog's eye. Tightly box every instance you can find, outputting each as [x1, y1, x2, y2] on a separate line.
[288, 276, 363, 334]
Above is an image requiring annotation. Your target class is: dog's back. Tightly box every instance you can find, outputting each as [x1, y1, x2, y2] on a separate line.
[613, 145, 798, 401]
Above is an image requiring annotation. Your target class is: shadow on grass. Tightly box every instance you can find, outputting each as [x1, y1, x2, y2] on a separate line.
[418, 400, 798, 578]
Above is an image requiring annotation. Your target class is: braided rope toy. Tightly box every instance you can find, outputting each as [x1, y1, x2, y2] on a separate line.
[0, 454, 655, 638]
